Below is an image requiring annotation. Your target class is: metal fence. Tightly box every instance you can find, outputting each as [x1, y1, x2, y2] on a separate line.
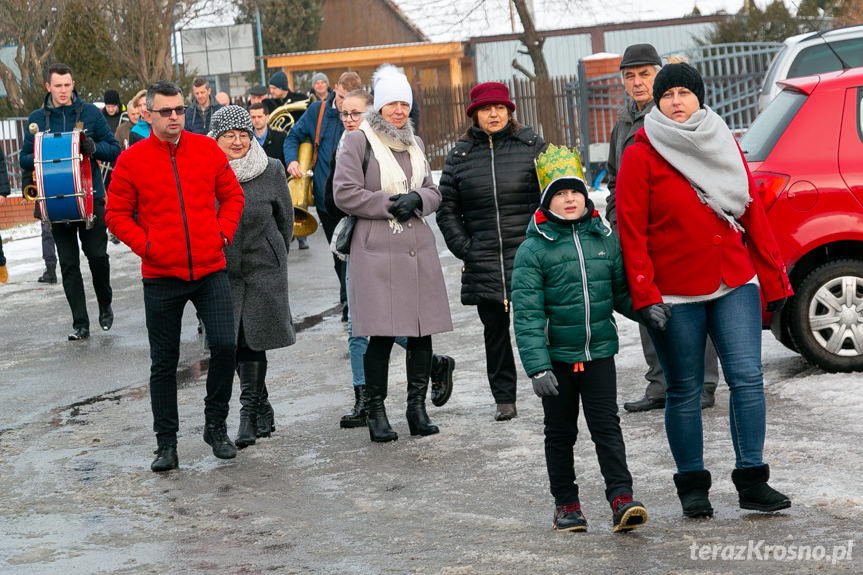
[418, 76, 575, 170]
[569, 42, 782, 182]
[1, 118, 28, 192]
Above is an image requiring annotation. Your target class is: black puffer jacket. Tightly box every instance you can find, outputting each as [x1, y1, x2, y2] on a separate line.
[437, 122, 545, 306]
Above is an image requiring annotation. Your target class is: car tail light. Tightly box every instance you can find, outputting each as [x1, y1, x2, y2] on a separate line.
[752, 172, 789, 210]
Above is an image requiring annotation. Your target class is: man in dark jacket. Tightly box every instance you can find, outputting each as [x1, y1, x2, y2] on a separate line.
[284, 71, 361, 311]
[184, 76, 223, 135]
[107, 80, 245, 472]
[20, 63, 121, 341]
[249, 102, 285, 167]
[606, 44, 718, 412]
[264, 70, 308, 116]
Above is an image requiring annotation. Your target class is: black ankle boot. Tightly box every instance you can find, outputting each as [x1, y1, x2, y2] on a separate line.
[673, 470, 714, 517]
[405, 350, 439, 436]
[236, 361, 264, 448]
[340, 385, 367, 428]
[363, 355, 397, 442]
[732, 464, 791, 512]
[256, 365, 274, 438]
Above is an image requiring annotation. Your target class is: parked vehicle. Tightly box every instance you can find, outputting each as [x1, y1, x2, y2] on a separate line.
[758, 24, 863, 111]
[741, 67, 863, 372]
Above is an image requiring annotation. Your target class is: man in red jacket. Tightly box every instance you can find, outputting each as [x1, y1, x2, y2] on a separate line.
[106, 81, 245, 472]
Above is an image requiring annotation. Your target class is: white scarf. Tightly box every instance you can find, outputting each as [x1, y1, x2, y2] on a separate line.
[359, 113, 427, 233]
[644, 105, 750, 231]
[228, 138, 269, 183]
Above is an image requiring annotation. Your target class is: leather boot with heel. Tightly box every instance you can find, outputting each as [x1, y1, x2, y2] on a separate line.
[235, 361, 264, 448]
[405, 350, 439, 436]
[363, 355, 397, 442]
[256, 363, 275, 438]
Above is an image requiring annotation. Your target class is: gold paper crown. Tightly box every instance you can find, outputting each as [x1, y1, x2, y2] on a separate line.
[535, 144, 586, 193]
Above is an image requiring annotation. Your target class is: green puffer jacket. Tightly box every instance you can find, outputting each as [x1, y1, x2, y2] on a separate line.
[512, 208, 637, 377]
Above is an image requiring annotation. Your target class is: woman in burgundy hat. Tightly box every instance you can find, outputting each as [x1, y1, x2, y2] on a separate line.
[437, 82, 547, 421]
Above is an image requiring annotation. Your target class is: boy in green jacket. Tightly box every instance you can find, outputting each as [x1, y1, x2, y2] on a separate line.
[512, 145, 663, 533]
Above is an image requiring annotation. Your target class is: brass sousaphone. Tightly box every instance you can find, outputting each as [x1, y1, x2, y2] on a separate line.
[268, 98, 317, 237]
[287, 140, 318, 237]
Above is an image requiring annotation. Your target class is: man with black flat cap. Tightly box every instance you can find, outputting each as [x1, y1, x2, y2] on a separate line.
[607, 44, 718, 413]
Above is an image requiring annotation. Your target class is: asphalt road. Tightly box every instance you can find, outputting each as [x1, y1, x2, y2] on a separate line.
[1, 212, 860, 574]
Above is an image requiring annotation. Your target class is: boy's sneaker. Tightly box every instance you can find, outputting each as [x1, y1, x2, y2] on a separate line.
[553, 503, 588, 532]
[611, 494, 648, 533]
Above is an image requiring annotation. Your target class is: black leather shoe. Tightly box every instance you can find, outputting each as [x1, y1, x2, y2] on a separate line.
[701, 390, 715, 409]
[99, 306, 114, 331]
[38, 267, 57, 284]
[430, 354, 455, 407]
[151, 445, 178, 472]
[494, 403, 517, 421]
[68, 328, 90, 341]
[623, 395, 665, 412]
[203, 420, 237, 459]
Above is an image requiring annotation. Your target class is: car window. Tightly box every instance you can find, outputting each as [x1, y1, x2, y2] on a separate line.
[788, 38, 863, 79]
[761, 45, 789, 94]
[740, 90, 807, 163]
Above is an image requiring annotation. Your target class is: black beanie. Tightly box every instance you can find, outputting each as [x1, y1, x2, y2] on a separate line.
[652, 62, 705, 108]
[104, 89, 121, 107]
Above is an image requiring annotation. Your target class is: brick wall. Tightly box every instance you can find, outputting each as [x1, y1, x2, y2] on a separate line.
[583, 54, 623, 145]
[0, 195, 37, 230]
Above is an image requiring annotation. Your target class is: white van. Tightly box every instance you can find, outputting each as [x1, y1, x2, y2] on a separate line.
[758, 24, 863, 111]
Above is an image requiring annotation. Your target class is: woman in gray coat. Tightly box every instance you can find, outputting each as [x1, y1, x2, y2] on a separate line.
[333, 65, 453, 443]
[210, 106, 295, 448]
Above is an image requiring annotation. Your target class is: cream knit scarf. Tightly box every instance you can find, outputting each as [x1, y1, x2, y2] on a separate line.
[644, 105, 750, 231]
[360, 112, 427, 233]
[228, 138, 269, 183]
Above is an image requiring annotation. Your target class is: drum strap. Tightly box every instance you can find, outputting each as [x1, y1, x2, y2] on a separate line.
[42, 99, 83, 131]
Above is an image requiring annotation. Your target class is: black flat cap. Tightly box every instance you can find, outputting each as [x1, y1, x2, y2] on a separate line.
[620, 44, 662, 69]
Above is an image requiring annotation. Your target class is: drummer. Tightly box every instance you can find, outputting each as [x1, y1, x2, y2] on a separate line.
[19, 62, 121, 341]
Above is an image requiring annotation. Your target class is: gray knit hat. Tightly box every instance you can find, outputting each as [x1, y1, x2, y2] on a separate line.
[208, 105, 253, 140]
[311, 72, 329, 86]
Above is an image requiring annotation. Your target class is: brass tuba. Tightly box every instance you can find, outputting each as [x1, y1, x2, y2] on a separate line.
[288, 140, 318, 237]
[268, 98, 310, 133]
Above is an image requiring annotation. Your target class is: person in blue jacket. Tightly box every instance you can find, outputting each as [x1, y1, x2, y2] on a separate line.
[20, 63, 121, 341]
[284, 71, 362, 314]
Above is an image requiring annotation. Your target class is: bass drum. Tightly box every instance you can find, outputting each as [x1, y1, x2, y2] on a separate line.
[30, 128, 95, 228]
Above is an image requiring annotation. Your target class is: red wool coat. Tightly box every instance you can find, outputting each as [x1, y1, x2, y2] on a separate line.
[106, 132, 244, 280]
[615, 129, 793, 310]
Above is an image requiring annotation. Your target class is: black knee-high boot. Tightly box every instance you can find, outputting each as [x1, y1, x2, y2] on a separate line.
[405, 350, 439, 436]
[255, 362, 274, 438]
[364, 354, 397, 442]
[235, 361, 263, 448]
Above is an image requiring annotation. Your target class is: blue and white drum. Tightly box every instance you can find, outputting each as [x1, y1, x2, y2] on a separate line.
[33, 128, 94, 225]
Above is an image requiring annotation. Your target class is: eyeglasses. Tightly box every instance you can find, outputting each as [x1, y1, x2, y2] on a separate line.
[218, 132, 251, 142]
[149, 106, 187, 118]
[339, 111, 364, 121]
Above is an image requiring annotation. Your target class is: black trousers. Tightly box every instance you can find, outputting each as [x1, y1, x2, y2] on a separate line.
[542, 357, 633, 506]
[143, 270, 236, 447]
[477, 301, 517, 404]
[52, 198, 112, 330]
[318, 208, 347, 306]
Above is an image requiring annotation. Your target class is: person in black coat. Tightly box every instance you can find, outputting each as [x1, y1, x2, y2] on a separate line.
[249, 103, 286, 167]
[437, 82, 546, 421]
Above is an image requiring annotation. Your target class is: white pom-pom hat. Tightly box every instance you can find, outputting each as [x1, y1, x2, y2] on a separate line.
[372, 64, 413, 112]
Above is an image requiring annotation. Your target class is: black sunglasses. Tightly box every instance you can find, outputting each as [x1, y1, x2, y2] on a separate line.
[149, 106, 187, 118]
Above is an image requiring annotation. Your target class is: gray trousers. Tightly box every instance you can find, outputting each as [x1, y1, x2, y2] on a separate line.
[41, 222, 57, 267]
[639, 323, 718, 399]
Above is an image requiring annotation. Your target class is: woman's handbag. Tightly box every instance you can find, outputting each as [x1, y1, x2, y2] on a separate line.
[330, 215, 357, 261]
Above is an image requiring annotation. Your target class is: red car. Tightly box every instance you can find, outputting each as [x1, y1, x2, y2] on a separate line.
[740, 67, 863, 372]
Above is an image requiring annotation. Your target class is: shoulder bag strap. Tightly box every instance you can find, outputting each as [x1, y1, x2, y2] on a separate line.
[310, 99, 327, 169]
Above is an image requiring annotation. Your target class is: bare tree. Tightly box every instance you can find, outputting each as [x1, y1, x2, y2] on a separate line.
[0, 0, 65, 115]
[104, 0, 221, 86]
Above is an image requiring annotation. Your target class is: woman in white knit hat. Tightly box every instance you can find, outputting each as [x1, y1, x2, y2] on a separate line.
[333, 64, 453, 443]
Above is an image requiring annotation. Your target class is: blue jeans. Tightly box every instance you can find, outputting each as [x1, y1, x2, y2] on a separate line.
[346, 262, 405, 386]
[648, 284, 766, 473]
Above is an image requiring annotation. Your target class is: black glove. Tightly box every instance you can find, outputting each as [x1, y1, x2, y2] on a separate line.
[531, 371, 559, 397]
[80, 136, 96, 156]
[765, 297, 787, 313]
[387, 192, 422, 222]
[638, 303, 672, 331]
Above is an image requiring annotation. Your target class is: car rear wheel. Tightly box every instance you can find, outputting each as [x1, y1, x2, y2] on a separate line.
[788, 259, 863, 372]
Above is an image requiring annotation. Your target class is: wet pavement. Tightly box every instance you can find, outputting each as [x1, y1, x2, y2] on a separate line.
[1, 207, 861, 574]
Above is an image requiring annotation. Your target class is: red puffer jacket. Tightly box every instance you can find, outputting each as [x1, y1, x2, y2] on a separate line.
[616, 129, 793, 310]
[106, 131, 244, 280]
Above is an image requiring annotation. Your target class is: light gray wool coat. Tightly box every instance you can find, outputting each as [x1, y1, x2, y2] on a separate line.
[225, 157, 296, 350]
[333, 130, 453, 338]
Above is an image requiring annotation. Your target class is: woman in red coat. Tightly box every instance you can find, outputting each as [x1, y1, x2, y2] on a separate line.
[616, 62, 794, 519]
